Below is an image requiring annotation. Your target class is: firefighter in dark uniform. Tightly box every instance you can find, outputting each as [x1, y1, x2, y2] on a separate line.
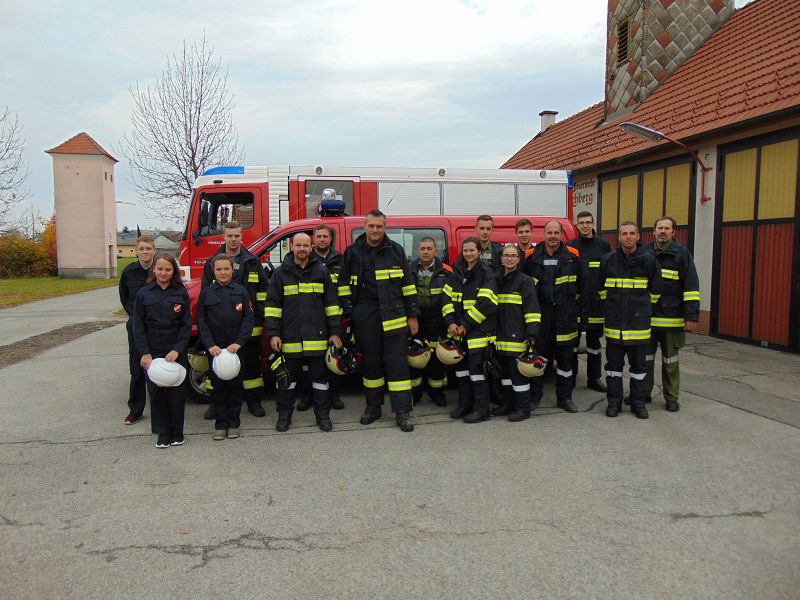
[599, 221, 663, 419]
[133, 254, 192, 448]
[410, 236, 452, 406]
[567, 211, 611, 392]
[201, 220, 269, 418]
[524, 220, 581, 413]
[338, 210, 419, 433]
[197, 254, 254, 440]
[493, 244, 541, 421]
[443, 236, 498, 423]
[642, 216, 700, 412]
[455, 214, 503, 275]
[265, 233, 342, 432]
[118, 235, 155, 425]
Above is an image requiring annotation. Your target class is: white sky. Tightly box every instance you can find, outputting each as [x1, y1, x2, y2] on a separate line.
[1, 0, 750, 230]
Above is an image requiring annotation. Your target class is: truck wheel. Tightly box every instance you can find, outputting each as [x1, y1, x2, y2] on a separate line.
[187, 367, 211, 403]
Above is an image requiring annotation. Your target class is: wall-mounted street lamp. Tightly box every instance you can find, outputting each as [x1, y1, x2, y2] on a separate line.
[620, 122, 712, 204]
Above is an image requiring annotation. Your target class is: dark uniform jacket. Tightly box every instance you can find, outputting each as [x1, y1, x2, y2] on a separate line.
[338, 233, 419, 335]
[524, 242, 581, 345]
[495, 267, 541, 356]
[314, 247, 343, 285]
[643, 239, 700, 330]
[411, 257, 452, 343]
[132, 282, 192, 357]
[265, 253, 342, 356]
[197, 281, 254, 350]
[599, 246, 663, 346]
[202, 246, 268, 337]
[442, 261, 498, 350]
[567, 232, 611, 331]
[119, 261, 151, 316]
[455, 240, 503, 275]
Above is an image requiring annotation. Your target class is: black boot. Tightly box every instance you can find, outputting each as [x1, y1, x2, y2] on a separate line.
[463, 410, 490, 423]
[492, 404, 513, 417]
[587, 378, 607, 392]
[275, 413, 292, 432]
[316, 414, 333, 432]
[507, 410, 530, 422]
[631, 404, 649, 419]
[429, 391, 447, 407]
[247, 399, 266, 418]
[360, 405, 382, 425]
[396, 412, 414, 432]
[330, 395, 345, 410]
[203, 405, 214, 420]
[296, 395, 312, 411]
[450, 405, 470, 419]
[605, 403, 621, 417]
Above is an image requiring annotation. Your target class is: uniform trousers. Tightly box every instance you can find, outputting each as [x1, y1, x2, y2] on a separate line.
[500, 356, 532, 414]
[276, 355, 330, 416]
[605, 342, 648, 409]
[241, 336, 264, 404]
[352, 302, 412, 413]
[146, 354, 187, 436]
[411, 353, 447, 399]
[584, 328, 603, 382]
[126, 320, 147, 416]
[645, 330, 685, 403]
[209, 368, 244, 430]
[454, 347, 489, 415]
[535, 303, 576, 404]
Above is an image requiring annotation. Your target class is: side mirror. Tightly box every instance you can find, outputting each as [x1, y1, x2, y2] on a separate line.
[193, 230, 202, 246]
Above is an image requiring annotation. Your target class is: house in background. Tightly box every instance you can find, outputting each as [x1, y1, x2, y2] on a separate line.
[503, 0, 800, 352]
[117, 229, 180, 258]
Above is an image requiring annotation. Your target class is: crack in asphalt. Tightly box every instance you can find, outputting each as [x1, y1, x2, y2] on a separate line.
[669, 507, 773, 521]
[0, 514, 43, 527]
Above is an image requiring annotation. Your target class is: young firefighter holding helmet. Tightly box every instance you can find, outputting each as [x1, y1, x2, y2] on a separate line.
[196, 254, 254, 441]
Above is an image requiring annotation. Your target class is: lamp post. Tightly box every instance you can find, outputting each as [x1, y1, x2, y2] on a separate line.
[620, 122, 712, 204]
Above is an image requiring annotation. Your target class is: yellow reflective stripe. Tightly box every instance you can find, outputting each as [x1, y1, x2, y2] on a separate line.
[302, 340, 328, 351]
[467, 307, 486, 324]
[251, 326, 263, 336]
[443, 285, 462, 301]
[467, 336, 492, 349]
[243, 377, 263, 389]
[329, 273, 339, 284]
[349, 275, 359, 285]
[401, 284, 416, 297]
[556, 330, 579, 343]
[442, 304, 455, 316]
[264, 307, 283, 318]
[555, 274, 577, 285]
[661, 269, 679, 280]
[363, 377, 385, 389]
[298, 282, 324, 294]
[256, 292, 267, 301]
[325, 305, 342, 317]
[598, 290, 608, 299]
[588, 317, 605, 324]
[205, 378, 213, 391]
[284, 285, 299, 295]
[463, 299, 476, 309]
[605, 278, 648, 289]
[282, 342, 303, 353]
[683, 291, 701, 301]
[524, 312, 541, 324]
[652, 317, 685, 327]
[606, 328, 651, 341]
[476, 288, 498, 303]
[382, 316, 407, 332]
[497, 293, 522, 304]
[605, 327, 620, 339]
[588, 261, 600, 268]
[430, 288, 442, 295]
[248, 273, 259, 283]
[375, 268, 404, 280]
[495, 340, 527, 352]
[650, 294, 661, 303]
[388, 379, 412, 392]
[410, 377, 423, 387]
[427, 377, 447, 388]
[338, 285, 352, 296]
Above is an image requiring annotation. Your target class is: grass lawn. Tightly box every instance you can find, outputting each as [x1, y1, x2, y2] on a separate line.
[0, 257, 137, 309]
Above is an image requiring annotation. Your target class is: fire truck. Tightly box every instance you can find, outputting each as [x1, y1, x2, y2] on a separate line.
[178, 165, 573, 279]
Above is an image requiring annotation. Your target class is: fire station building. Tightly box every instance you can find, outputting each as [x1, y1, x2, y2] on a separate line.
[504, 0, 800, 353]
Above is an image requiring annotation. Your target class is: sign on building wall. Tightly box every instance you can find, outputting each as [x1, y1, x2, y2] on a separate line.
[573, 176, 598, 220]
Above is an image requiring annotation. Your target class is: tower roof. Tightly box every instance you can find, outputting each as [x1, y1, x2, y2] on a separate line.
[46, 132, 118, 163]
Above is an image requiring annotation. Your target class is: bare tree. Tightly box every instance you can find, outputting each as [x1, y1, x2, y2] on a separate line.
[120, 34, 244, 222]
[0, 107, 29, 234]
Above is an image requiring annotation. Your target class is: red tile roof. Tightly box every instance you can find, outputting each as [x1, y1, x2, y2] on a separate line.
[503, 0, 800, 171]
[46, 132, 118, 163]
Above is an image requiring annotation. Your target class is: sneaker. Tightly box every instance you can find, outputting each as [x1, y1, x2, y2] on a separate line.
[123, 413, 142, 425]
[227, 428, 240, 439]
[213, 429, 226, 441]
[170, 435, 185, 446]
[155, 434, 170, 448]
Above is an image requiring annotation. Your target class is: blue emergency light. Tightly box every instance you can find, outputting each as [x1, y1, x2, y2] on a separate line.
[318, 198, 347, 217]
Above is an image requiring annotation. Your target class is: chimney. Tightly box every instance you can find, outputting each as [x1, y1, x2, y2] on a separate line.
[539, 110, 558, 132]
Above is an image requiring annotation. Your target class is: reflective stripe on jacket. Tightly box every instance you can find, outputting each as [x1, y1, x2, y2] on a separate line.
[411, 256, 452, 342]
[642, 240, 700, 330]
[524, 242, 581, 345]
[495, 267, 541, 356]
[567, 232, 610, 330]
[442, 261, 498, 350]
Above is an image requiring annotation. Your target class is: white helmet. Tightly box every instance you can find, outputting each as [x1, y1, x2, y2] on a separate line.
[212, 349, 241, 380]
[435, 337, 465, 366]
[148, 358, 187, 387]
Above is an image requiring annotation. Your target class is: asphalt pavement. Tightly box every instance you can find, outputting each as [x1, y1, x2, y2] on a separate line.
[1, 289, 798, 599]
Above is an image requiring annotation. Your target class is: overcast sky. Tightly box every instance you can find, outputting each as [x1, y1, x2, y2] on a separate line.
[2, 0, 749, 230]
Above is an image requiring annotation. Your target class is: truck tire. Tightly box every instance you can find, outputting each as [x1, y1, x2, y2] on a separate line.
[187, 366, 211, 403]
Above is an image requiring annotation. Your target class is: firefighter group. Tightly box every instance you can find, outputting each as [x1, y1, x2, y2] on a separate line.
[120, 207, 700, 449]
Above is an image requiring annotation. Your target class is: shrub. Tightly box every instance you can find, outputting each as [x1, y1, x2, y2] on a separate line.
[0, 234, 57, 278]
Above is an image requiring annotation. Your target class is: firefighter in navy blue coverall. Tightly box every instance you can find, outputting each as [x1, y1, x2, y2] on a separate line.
[410, 237, 452, 406]
[118, 236, 155, 424]
[338, 211, 419, 433]
[201, 221, 269, 418]
[265, 233, 343, 432]
[133, 254, 192, 448]
[443, 237, 498, 423]
[197, 254, 254, 439]
[642, 216, 700, 412]
[599, 222, 663, 419]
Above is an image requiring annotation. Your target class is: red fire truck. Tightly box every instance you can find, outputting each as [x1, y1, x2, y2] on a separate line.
[178, 165, 574, 279]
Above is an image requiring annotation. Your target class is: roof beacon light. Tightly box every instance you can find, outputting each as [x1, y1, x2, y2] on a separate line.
[318, 188, 347, 217]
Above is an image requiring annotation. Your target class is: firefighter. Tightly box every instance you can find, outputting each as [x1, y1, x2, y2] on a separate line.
[567, 211, 611, 392]
[455, 214, 503, 274]
[443, 236, 498, 423]
[599, 221, 663, 419]
[524, 220, 581, 413]
[410, 236, 452, 406]
[133, 254, 192, 448]
[118, 234, 155, 425]
[197, 254, 254, 440]
[515, 218, 536, 258]
[493, 244, 541, 421]
[642, 216, 700, 412]
[338, 210, 419, 433]
[265, 233, 342, 432]
[297, 223, 347, 412]
[201, 220, 269, 418]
